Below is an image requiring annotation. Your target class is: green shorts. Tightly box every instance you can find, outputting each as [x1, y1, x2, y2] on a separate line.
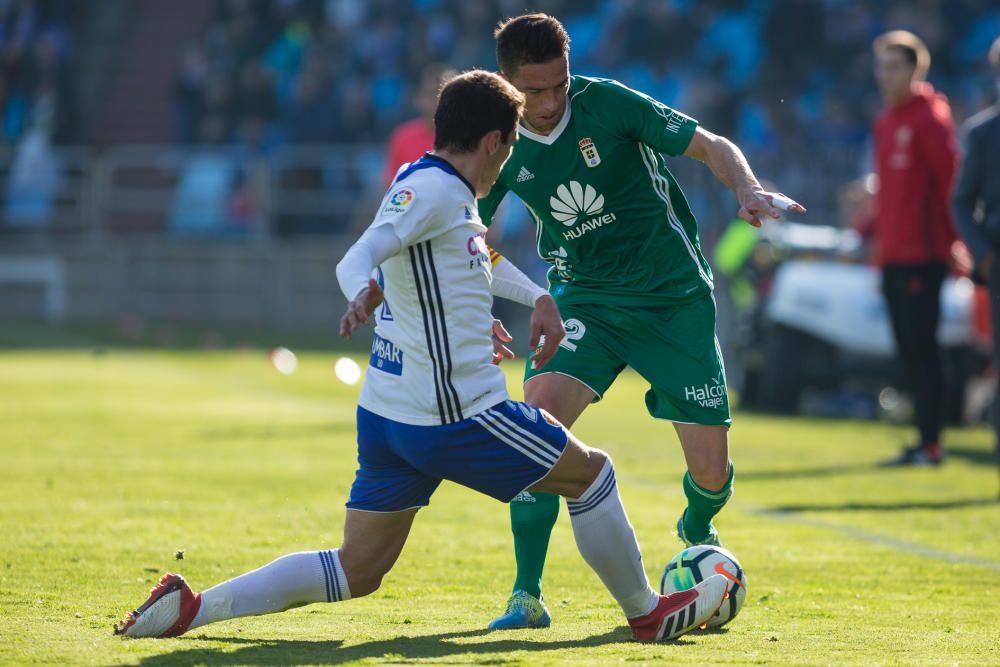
[525, 295, 731, 427]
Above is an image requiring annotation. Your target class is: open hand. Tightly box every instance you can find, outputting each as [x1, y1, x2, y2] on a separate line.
[339, 278, 384, 339]
[529, 295, 564, 370]
[492, 319, 515, 365]
[737, 189, 806, 228]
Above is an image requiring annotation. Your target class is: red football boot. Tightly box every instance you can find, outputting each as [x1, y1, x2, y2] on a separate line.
[114, 573, 202, 638]
[629, 574, 729, 641]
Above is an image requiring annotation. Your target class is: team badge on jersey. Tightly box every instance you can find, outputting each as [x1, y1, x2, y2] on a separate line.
[382, 187, 415, 215]
[578, 138, 601, 167]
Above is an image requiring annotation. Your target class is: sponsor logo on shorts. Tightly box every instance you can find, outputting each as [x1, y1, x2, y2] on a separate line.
[684, 376, 727, 408]
[370, 333, 403, 375]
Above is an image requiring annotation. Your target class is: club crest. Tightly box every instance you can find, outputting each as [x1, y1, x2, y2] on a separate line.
[578, 137, 601, 167]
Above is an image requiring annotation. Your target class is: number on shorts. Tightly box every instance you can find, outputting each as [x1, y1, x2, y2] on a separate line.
[560, 318, 586, 352]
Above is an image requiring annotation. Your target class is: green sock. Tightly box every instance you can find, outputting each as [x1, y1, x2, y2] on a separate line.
[682, 461, 735, 542]
[509, 491, 560, 599]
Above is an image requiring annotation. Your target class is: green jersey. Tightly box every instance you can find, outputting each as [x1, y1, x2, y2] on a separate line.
[479, 76, 713, 307]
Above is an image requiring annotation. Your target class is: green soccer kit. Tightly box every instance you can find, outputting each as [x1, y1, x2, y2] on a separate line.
[479, 75, 730, 427]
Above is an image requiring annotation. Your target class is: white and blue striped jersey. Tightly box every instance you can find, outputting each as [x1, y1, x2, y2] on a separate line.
[359, 154, 508, 426]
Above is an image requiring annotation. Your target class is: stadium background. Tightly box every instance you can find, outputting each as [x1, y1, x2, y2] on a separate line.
[1, 0, 999, 402]
[2, 3, 1000, 663]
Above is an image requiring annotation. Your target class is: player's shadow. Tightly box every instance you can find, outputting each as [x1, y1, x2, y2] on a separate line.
[948, 444, 999, 466]
[124, 627, 654, 666]
[765, 497, 998, 513]
[741, 444, 1000, 482]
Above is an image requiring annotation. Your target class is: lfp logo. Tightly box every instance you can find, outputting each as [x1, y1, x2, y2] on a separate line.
[390, 189, 413, 206]
[382, 188, 415, 215]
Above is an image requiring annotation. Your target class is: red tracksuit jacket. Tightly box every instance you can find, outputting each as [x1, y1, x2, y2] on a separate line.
[872, 82, 959, 267]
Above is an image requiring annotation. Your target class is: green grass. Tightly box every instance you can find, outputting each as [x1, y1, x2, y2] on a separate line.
[1, 345, 998, 665]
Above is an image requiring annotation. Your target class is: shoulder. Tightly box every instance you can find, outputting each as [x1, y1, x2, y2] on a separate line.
[913, 93, 953, 129]
[570, 75, 637, 104]
[383, 168, 454, 214]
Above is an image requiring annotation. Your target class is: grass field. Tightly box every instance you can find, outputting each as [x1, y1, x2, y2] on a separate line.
[2, 341, 999, 665]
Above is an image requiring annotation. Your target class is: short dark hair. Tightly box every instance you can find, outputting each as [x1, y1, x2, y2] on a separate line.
[494, 13, 569, 76]
[433, 70, 524, 153]
[874, 30, 930, 79]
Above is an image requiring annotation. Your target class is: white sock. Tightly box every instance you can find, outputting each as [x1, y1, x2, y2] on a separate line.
[565, 458, 659, 619]
[189, 549, 351, 630]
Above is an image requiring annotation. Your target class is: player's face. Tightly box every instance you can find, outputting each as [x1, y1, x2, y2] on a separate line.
[875, 48, 915, 105]
[507, 57, 570, 135]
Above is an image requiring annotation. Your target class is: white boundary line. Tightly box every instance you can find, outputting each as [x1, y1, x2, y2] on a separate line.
[619, 473, 1000, 574]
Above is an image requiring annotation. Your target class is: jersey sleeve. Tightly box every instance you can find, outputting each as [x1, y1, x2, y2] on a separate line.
[596, 79, 698, 156]
[367, 174, 455, 247]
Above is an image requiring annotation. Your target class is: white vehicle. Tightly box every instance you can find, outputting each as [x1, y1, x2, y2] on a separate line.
[739, 223, 979, 417]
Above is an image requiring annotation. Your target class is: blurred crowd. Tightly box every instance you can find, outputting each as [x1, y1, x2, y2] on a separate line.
[0, 0, 74, 148]
[2, 0, 998, 234]
[170, 0, 1000, 219]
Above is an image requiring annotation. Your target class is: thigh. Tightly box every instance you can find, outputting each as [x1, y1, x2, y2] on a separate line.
[910, 265, 946, 343]
[388, 400, 571, 503]
[884, 265, 946, 351]
[524, 371, 597, 427]
[523, 303, 627, 404]
[347, 407, 442, 512]
[881, 266, 910, 351]
[626, 296, 732, 427]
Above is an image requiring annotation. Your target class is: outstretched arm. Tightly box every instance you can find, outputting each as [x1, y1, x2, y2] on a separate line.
[683, 127, 806, 227]
[336, 224, 401, 338]
[488, 248, 565, 370]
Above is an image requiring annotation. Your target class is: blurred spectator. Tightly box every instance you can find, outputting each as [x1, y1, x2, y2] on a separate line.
[167, 1, 997, 232]
[871, 30, 959, 467]
[281, 47, 337, 143]
[168, 115, 253, 237]
[172, 43, 208, 144]
[0, 0, 73, 147]
[952, 36, 1000, 467]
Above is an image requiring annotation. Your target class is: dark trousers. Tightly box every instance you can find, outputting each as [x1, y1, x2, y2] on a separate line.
[988, 265, 1000, 454]
[882, 263, 948, 446]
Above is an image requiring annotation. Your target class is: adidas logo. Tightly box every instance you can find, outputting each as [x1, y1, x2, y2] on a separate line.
[516, 166, 535, 183]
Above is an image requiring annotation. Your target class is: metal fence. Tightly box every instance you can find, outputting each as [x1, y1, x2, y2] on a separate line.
[0, 143, 810, 336]
[0, 144, 783, 245]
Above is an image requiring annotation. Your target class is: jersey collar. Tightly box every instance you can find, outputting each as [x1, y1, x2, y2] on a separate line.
[517, 102, 571, 146]
[396, 153, 476, 197]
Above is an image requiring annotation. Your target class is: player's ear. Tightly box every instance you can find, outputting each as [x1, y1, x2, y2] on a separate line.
[483, 129, 502, 156]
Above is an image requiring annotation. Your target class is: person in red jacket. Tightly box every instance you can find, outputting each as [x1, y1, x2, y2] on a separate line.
[872, 30, 959, 466]
[381, 63, 456, 187]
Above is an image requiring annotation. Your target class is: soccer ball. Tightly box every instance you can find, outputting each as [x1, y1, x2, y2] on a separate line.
[660, 545, 747, 628]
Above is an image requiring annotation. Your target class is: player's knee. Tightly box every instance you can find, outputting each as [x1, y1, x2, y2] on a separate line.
[344, 565, 388, 598]
[689, 461, 730, 492]
[570, 447, 609, 497]
[338, 548, 392, 598]
[349, 571, 385, 598]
